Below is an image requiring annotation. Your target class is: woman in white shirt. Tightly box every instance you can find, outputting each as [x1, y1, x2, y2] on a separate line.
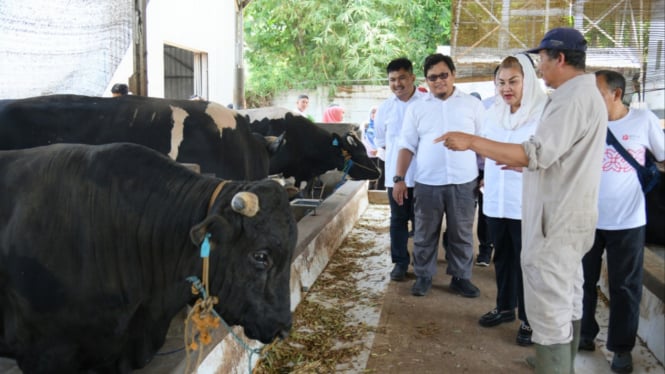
[476, 54, 547, 347]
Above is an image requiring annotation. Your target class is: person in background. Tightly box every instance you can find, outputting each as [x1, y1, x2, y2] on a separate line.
[439, 27, 607, 373]
[362, 106, 385, 190]
[295, 94, 314, 121]
[322, 105, 345, 123]
[111, 83, 129, 97]
[393, 53, 484, 298]
[476, 54, 546, 348]
[579, 70, 665, 374]
[375, 57, 426, 281]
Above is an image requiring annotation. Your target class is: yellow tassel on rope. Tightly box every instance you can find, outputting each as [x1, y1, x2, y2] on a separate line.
[184, 256, 221, 373]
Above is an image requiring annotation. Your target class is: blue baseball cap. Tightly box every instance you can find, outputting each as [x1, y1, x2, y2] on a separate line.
[526, 27, 587, 53]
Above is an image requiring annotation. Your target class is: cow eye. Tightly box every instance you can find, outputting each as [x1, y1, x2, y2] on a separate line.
[251, 250, 271, 269]
[346, 135, 357, 146]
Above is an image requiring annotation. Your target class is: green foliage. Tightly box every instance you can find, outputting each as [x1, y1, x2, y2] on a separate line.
[244, 0, 451, 105]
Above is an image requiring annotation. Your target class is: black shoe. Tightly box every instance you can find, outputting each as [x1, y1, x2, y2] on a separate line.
[516, 322, 533, 346]
[578, 337, 596, 352]
[390, 264, 407, 281]
[411, 276, 432, 296]
[611, 352, 633, 373]
[475, 256, 490, 267]
[478, 308, 515, 327]
[450, 277, 480, 298]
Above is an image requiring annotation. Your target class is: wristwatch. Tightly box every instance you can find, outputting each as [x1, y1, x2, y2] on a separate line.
[392, 175, 405, 183]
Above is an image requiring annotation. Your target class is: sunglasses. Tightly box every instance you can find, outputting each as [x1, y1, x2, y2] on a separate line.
[426, 72, 450, 82]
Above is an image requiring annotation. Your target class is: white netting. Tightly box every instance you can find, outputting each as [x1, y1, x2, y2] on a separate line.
[0, 0, 133, 99]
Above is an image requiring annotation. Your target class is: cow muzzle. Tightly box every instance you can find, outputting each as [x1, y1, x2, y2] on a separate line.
[231, 191, 260, 217]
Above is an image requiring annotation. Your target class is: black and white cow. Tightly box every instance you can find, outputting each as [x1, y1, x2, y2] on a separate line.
[0, 95, 279, 180]
[241, 107, 381, 187]
[0, 143, 297, 373]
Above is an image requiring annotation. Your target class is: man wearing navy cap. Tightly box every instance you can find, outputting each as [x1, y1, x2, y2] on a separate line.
[437, 27, 607, 373]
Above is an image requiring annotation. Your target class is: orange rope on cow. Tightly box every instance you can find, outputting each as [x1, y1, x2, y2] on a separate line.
[184, 289, 220, 373]
[183, 180, 228, 373]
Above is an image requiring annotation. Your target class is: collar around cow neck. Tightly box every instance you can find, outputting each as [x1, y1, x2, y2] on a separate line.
[208, 180, 229, 213]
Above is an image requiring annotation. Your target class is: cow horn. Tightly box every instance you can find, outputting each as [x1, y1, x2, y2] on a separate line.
[231, 192, 260, 217]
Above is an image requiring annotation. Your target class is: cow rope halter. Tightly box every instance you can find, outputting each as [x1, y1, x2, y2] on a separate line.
[183, 180, 261, 374]
[333, 137, 380, 190]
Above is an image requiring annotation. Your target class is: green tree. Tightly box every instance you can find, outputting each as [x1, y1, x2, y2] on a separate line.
[244, 0, 450, 106]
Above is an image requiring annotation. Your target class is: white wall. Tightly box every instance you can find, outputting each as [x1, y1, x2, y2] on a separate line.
[109, 0, 236, 103]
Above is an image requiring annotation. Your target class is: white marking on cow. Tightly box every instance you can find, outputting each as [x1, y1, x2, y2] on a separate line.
[205, 102, 237, 137]
[169, 105, 187, 160]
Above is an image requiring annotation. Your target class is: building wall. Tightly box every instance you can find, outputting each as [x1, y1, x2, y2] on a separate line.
[109, 0, 236, 104]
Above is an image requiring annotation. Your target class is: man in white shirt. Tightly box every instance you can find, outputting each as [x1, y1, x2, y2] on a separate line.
[393, 54, 484, 297]
[294, 94, 314, 121]
[579, 70, 665, 373]
[374, 58, 425, 281]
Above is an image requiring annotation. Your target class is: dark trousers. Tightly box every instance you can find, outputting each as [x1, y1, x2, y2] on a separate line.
[387, 187, 414, 269]
[476, 191, 493, 260]
[581, 226, 645, 353]
[487, 217, 528, 323]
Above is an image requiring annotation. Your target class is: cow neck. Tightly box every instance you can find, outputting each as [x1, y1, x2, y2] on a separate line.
[207, 180, 229, 214]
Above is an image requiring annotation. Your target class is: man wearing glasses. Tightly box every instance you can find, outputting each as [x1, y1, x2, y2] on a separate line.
[393, 53, 485, 298]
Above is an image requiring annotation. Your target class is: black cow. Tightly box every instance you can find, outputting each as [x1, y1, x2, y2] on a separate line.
[0, 94, 279, 180]
[241, 108, 381, 187]
[0, 143, 297, 373]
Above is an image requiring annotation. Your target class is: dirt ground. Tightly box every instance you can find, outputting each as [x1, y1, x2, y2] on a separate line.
[364, 252, 536, 374]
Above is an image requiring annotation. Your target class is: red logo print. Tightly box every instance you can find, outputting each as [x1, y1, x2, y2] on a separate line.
[622, 134, 630, 141]
[602, 147, 645, 172]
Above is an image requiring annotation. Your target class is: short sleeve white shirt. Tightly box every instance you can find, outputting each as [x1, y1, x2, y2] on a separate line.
[597, 108, 665, 230]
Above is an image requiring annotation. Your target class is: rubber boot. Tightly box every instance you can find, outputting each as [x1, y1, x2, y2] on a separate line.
[570, 319, 581, 373]
[534, 342, 572, 374]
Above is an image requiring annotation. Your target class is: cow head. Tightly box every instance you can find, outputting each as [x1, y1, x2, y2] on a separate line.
[243, 111, 381, 186]
[189, 179, 297, 343]
[331, 131, 381, 181]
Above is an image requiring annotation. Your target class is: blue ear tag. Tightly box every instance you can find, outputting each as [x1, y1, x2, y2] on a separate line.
[332, 138, 339, 147]
[200, 233, 211, 258]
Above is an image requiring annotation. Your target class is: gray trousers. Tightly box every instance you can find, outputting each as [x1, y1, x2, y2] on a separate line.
[412, 181, 476, 279]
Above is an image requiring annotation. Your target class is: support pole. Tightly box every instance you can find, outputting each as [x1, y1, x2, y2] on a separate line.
[131, 0, 148, 96]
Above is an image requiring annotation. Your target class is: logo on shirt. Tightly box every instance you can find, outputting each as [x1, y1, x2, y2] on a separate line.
[602, 148, 645, 172]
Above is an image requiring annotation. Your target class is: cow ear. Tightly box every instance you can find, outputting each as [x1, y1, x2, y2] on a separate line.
[190, 215, 234, 248]
[265, 132, 286, 155]
[345, 133, 357, 147]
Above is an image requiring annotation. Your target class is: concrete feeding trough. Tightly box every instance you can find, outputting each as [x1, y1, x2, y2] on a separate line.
[290, 198, 322, 221]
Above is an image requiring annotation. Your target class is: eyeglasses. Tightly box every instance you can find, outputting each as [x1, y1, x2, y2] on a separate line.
[426, 72, 449, 82]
